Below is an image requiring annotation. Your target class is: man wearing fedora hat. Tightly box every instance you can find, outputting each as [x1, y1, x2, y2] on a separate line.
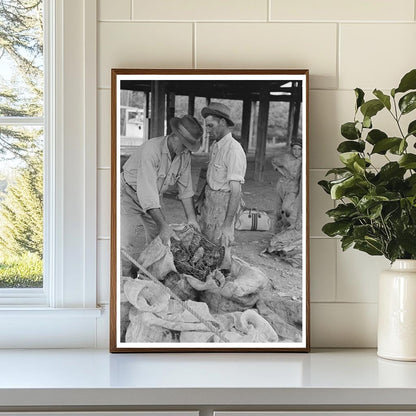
[121, 114, 203, 277]
[200, 102, 247, 267]
[271, 137, 303, 232]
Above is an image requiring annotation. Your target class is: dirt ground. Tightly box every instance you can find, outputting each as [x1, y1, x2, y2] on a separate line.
[131, 145, 303, 300]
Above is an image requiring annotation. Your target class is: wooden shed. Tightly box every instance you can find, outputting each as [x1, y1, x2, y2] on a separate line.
[120, 79, 303, 181]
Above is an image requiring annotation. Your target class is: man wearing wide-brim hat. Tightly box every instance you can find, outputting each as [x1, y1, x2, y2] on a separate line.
[199, 102, 247, 268]
[271, 137, 302, 232]
[121, 114, 202, 277]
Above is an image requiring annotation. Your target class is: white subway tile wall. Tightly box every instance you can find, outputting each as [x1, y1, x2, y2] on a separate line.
[132, 0, 269, 21]
[99, 0, 131, 21]
[340, 24, 416, 90]
[270, 0, 414, 22]
[196, 23, 338, 89]
[98, 22, 193, 88]
[98, 89, 111, 168]
[310, 239, 336, 302]
[97, 0, 416, 347]
[97, 169, 111, 239]
[97, 239, 110, 305]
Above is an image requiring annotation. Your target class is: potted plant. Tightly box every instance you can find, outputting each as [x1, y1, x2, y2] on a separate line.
[319, 68, 416, 361]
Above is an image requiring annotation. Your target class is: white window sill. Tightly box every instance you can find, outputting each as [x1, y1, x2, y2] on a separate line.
[0, 307, 102, 317]
[0, 307, 103, 348]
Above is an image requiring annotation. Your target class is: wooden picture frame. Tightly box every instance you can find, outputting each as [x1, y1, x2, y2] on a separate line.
[110, 69, 310, 352]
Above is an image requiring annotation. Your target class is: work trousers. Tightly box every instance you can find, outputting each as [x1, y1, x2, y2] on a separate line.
[120, 174, 158, 277]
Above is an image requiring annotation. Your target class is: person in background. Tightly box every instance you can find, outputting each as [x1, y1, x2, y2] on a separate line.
[199, 102, 247, 268]
[120, 114, 203, 277]
[272, 138, 302, 232]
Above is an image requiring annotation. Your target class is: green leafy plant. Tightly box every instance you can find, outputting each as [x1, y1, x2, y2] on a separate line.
[319, 69, 416, 262]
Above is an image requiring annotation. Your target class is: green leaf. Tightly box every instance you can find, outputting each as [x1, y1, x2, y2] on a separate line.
[399, 92, 416, 115]
[318, 180, 331, 194]
[369, 203, 383, 220]
[322, 221, 351, 237]
[407, 120, 416, 138]
[353, 224, 374, 240]
[366, 129, 388, 145]
[326, 203, 357, 220]
[391, 88, 396, 98]
[371, 137, 402, 155]
[355, 88, 365, 110]
[341, 122, 361, 140]
[396, 69, 416, 94]
[389, 139, 408, 155]
[373, 89, 391, 110]
[339, 152, 360, 167]
[399, 154, 416, 169]
[360, 99, 384, 119]
[337, 140, 365, 153]
[377, 162, 406, 181]
[353, 158, 366, 174]
[386, 240, 403, 263]
[330, 175, 367, 200]
[325, 167, 352, 176]
[341, 235, 355, 251]
[398, 227, 416, 255]
[363, 116, 372, 129]
[357, 195, 389, 212]
[354, 241, 383, 256]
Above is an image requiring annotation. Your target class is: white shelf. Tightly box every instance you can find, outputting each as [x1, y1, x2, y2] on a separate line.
[0, 349, 415, 409]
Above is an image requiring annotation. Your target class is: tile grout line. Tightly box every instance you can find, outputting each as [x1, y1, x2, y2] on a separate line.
[98, 19, 415, 24]
[130, 0, 133, 20]
[99, 19, 272, 23]
[268, 0, 271, 22]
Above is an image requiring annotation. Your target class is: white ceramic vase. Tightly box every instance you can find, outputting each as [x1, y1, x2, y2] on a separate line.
[378, 259, 416, 361]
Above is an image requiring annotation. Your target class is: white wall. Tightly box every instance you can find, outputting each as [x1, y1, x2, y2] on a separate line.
[95, 0, 416, 348]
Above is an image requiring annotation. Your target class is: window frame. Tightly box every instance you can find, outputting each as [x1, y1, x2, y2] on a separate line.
[0, 0, 100, 348]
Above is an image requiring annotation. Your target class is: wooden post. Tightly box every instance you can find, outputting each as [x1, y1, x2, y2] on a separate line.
[254, 88, 270, 182]
[240, 98, 251, 153]
[144, 91, 150, 118]
[248, 101, 257, 151]
[166, 91, 175, 134]
[287, 82, 301, 145]
[150, 81, 166, 138]
[292, 100, 301, 141]
[202, 97, 211, 153]
[188, 94, 195, 116]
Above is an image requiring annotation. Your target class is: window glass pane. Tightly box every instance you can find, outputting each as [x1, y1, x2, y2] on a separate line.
[0, 126, 43, 288]
[0, 0, 44, 291]
[0, 0, 44, 117]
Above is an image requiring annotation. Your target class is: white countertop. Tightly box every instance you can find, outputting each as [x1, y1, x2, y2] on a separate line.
[0, 348, 416, 408]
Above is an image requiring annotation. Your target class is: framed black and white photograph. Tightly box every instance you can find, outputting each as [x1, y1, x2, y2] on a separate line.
[110, 69, 310, 352]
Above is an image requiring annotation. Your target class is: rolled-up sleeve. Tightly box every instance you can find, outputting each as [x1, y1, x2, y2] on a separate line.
[136, 147, 161, 212]
[177, 156, 194, 200]
[226, 145, 247, 184]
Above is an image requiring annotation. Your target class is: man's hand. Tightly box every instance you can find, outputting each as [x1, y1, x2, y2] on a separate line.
[219, 224, 234, 247]
[187, 219, 201, 233]
[159, 224, 179, 245]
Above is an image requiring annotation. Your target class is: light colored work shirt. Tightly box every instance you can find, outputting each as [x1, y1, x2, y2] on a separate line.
[123, 136, 194, 212]
[207, 133, 246, 192]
